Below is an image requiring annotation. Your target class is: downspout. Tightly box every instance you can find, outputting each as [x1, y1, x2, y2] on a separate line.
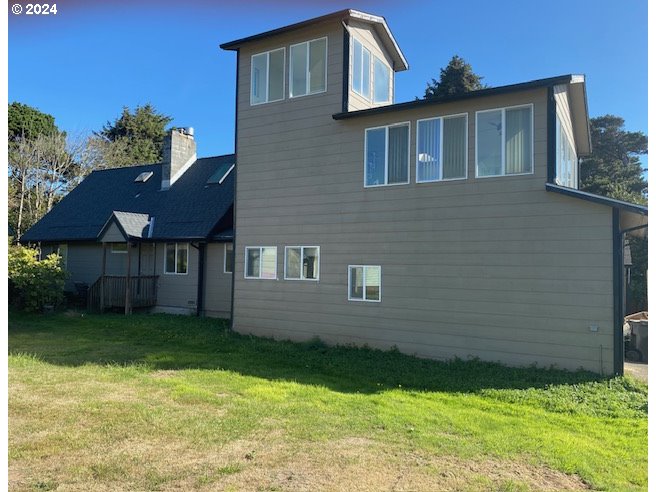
[229, 49, 240, 331]
[194, 242, 206, 317]
[341, 21, 350, 113]
[612, 209, 623, 375]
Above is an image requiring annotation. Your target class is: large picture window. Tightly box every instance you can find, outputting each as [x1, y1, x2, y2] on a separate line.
[476, 105, 533, 177]
[290, 37, 327, 98]
[365, 123, 410, 187]
[165, 243, 188, 275]
[251, 48, 285, 105]
[245, 247, 277, 279]
[348, 265, 381, 302]
[555, 115, 578, 188]
[417, 114, 467, 182]
[285, 246, 319, 281]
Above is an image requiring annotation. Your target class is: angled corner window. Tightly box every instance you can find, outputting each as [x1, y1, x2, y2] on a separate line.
[555, 114, 578, 189]
[245, 246, 277, 279]
[476, 105, 533, 177]
[251, 48, 285, 105]
[417, 114, 468, 182]
[373, 57, 391, 103]
[352, 38, 371, 99]
[348, 265, 381, 302]
[290, 37, 327, 98]
[165, 242, 188, 275]
[224, 243, 234, 274]
[365, 123, 410, 187]
[284, 246, 320, 281]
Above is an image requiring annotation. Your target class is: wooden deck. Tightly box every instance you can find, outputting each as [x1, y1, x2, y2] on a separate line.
[88, 275, 158, 312]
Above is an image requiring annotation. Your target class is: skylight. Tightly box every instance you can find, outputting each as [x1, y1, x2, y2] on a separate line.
[134, 171, 154, 183]
[206, 163, 235, 185]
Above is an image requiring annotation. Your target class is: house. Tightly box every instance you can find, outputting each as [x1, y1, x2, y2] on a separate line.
[22, 9, 647, 375]
[219, 9, 647, 375]
[21, 129, 235, 318]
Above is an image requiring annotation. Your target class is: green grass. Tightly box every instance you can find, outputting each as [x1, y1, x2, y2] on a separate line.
[9, 311, 647, 491]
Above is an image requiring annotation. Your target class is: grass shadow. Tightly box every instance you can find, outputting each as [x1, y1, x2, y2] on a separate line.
[9, 311, 616, 395]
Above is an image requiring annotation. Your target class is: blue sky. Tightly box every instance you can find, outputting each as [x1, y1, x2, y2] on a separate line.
[8, 0, 648, 165]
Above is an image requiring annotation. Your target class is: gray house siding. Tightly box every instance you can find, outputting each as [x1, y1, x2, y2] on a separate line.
[203, 242, 232, 318]
[232, 19, 615, 373]
[152, 242, 199, 315]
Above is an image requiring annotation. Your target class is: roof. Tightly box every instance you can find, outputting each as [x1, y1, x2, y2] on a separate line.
[99, 211, 151, 241]
[22, 155, 235, 243]
[545, 183, 648, 216]
[333, 74, 583, 120]
[220, 9, 408, 72]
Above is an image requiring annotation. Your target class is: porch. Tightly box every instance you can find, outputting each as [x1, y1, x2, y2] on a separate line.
[87, 275, 159, 312]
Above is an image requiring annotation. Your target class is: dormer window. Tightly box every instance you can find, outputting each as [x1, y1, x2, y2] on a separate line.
[251, 48, 285, 105]
[289, 37, 327, 98]
[352, 38, 371, 99]
[350, 36, 392, 105]
[373, 57, 391, 103]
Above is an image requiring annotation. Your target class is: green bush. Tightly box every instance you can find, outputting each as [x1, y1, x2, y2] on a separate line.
[8, 245, 68, 312]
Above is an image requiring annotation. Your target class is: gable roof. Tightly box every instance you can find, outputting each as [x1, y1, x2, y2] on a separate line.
[220, 9, 408, 72]
[21, 154, 235, 243]
[98, 211, 151, 241]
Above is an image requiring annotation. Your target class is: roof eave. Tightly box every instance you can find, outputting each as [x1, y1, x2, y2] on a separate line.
[545, 183, 648, 216]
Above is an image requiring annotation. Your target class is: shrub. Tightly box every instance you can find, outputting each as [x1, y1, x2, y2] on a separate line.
[8, 245, 68, 312]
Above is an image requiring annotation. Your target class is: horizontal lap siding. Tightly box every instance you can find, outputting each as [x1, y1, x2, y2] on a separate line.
[65, 243, 103, 290]
[234, 24, 614, 373]
[153, 243, 198, 315]
[204, 243, 232, 318]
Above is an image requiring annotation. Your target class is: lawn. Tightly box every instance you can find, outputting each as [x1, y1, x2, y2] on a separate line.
[8, 312, 647, 491]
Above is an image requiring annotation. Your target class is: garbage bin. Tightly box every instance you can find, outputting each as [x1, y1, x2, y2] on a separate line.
[630, 320, 648, 363]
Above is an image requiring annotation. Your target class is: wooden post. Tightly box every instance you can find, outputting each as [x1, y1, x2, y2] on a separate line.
[125, 242, 132, 315]
[100, 243, 107, 313]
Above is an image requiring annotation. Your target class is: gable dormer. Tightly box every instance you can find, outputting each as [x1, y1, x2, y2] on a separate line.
[220, 9, 408, 117]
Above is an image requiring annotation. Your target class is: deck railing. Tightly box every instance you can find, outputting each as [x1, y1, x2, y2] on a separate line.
[87, 275, 158, 311]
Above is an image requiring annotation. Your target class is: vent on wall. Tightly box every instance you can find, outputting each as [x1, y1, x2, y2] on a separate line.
[135, 171, 154, 183]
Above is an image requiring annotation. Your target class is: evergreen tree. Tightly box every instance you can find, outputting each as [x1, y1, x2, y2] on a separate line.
[423, 55, 485, 99]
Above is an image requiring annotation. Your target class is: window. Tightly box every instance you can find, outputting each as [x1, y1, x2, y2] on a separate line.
[417, 114, 468, 182]
[290, 37, 327, 97]
[285, 246, 319, 280]
[251, 48, 285, 105]
[207, 163, 235, 185]
[476, 105, 533, 177]
[555, 115, 578, 188]
[365, 123, 410, 187]
[134, 171, 153, 183]
[224, 243, 234, 274]
[373, 57, 390, 103]
[111, 243, 127, 254]
[352, 38, 371, 99]
[165, 242, 188, 274]
[348, 265, 381, 302]
[245, 247, 277, 279]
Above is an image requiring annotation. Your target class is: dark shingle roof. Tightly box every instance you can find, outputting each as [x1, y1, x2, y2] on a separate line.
[22, 155, 235, 243]
[99, 211, 152, 240]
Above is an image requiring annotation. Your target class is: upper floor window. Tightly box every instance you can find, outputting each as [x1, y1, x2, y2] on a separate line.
[165, 242, 188, 275]
[352, 38, 371, 99]
[290, 37, 327, 98]
[251, 48, 285, 105]
[417, 114, 468, 182]
[284, 246, 319, 281]
[555, 114, 578, 188]
[365, 123, 410, 187]
[476, 105, 533, 177]
[373, 57, 391, 103]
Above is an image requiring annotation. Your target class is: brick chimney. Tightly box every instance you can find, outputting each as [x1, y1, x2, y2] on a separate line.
[161, 128, 196, 190]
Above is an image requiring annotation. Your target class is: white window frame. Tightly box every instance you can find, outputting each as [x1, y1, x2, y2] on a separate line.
[347, 265, 382, 303]
[284, 246, 320, 281]
[164, 242, 189, 275]
[250, 47, 285, 106]
[224, 242, 233, 274]
[416, 113, 469, 183]
[289, 37, 328, 99]
[364, 121, 411, 188]
[244, 246, 277, 280]
[351, 36, 371, 99]
[555, 114, 578, 189]
[372, 55, 392, 104]
[475, 103, 534, 178]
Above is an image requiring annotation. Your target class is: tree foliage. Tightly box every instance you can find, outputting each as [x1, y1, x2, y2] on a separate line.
[8, 102, 60, 142]
[8, 244, 68, 311]
[423, 55, 485, 99]
[95, 104, 173, 166]
[580, 115, 647, 203]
